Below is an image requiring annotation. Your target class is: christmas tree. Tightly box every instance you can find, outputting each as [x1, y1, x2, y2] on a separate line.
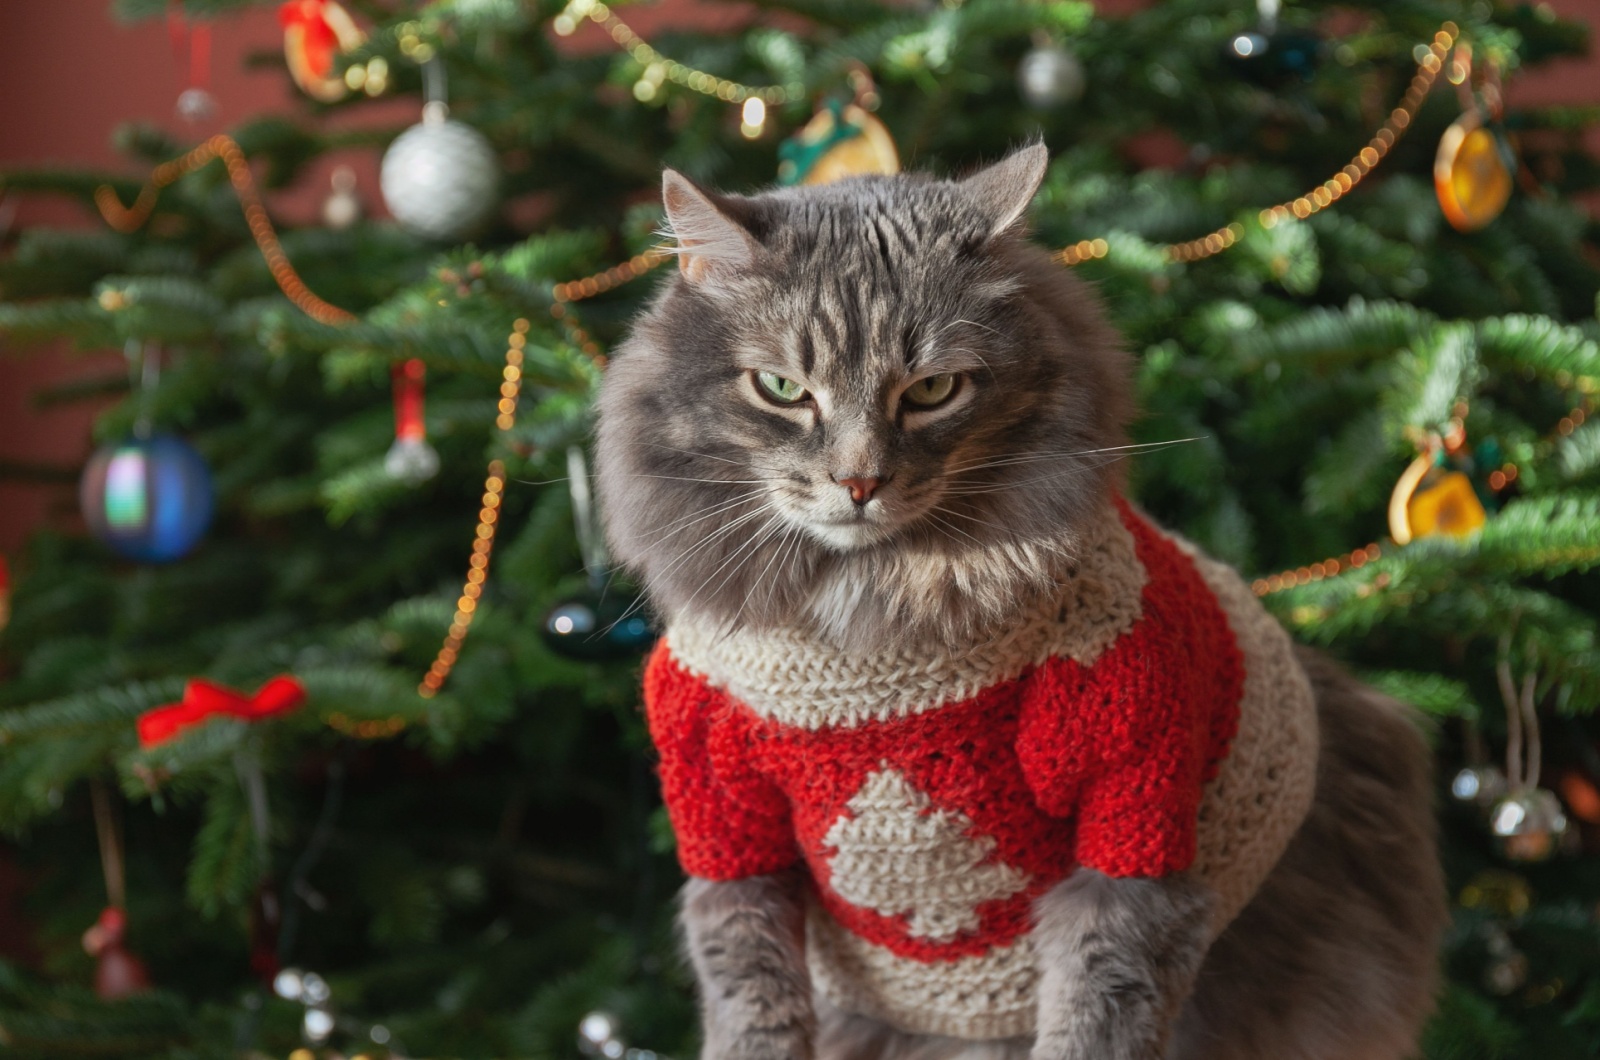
[2, 1, 1599, 1058]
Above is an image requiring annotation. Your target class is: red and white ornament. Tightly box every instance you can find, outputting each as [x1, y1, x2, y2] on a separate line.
[279, 0, 366, 102]
[385, 358, 440, 484]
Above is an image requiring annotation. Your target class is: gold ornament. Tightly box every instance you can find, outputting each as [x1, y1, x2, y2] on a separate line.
[1389, 453, 1487, 545]
[778, 101, 899, 186]
[1435, 108, 1514, 232]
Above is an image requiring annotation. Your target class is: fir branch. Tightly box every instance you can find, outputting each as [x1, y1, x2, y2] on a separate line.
[0, 680, 186, 743]
[1235, 300, 1436, 370]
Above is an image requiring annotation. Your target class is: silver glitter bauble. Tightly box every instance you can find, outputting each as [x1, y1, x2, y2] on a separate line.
[380, 102, 500, 241]
[322, 164, 363, 231]
[1017, 44, 1086, 108]
[175, 87, 219, 124]
[1451, 764, 1508, 809]
[1490, 787, 1568, 862]
[384, 436, 440, 484]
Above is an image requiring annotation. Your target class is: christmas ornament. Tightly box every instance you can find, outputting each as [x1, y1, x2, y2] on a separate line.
[380, 98, 501, 242]
[1483, 927, 1528, 995]
[1435, 107, 1514, 233]
[137, 675, 307, 747]
[579, 1011, 625, 1059]
[1388, 443, 1488, 546]
[250, 881, 283, 983]
[1490, 787, 1568, 862]
[168, 4, 218, 124]
[1221, 0, 1322, 87]
[1458, 869, 1532, 920]
[82, 907, 152, 999]
[321, 164, 362, 230]
[274, 967, 336, 1044]
[279, 0, 366, 103]
[384, 358, 440, 484]
[1556, 768, 1600, 825]
[541, 448, 653, 662]
[85, 782, 150, 999]
[1485, 645, 1569, 862]
[778, 99, 899, 187]
[80, 433, 215, 563]
[1017, 36, 1086, 108]
[1451, 764, 1508, 809]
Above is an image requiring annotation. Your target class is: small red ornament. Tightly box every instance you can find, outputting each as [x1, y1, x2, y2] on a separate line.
[82, 907, 152, 999]
[167, 2, 217, 123]
[279, 0, 365, 102]
[384, 358, 440, 484]
[137, 675, 307, 747]
[249, 881, 283, 984]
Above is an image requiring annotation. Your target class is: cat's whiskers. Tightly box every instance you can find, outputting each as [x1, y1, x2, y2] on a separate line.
[598, 503, 776, 637]
[641, 441, 790, 476]
[945, 437, 1202, 477]
[686, 512, 786, 615]
[636, 474, 784, 485]
[940, 452, 1139, 497]
[637, 489, 767, 547]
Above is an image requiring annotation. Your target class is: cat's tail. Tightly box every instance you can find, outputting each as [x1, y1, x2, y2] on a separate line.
[1173, 645, 1448, 1060]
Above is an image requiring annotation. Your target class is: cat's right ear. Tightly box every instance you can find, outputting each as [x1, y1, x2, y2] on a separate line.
[662, 169, 761, 284]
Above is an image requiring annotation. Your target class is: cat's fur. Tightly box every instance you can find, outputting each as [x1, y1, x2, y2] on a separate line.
[595, 145, 1446, 1060]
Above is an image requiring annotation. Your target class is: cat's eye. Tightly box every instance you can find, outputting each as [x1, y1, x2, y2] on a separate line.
[903, 373, 960, 409]
[755, 371, 810, 405]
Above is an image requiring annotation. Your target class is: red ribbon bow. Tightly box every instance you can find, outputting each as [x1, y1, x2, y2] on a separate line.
[138, 675, 307, 747]
[279, 0, 339, 79]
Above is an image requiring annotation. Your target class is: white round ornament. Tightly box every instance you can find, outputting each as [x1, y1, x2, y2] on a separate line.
[380, 101, 500, 241]
[1017, 43, 1086, 108]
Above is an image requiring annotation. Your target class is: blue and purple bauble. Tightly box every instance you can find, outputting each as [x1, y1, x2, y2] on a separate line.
[80, 433, 214, 563]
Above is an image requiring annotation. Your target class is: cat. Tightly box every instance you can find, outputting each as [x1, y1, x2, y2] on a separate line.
[594, 144, 1446, 1060]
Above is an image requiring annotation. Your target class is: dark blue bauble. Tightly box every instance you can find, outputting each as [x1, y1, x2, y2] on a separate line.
[1223, 29, 1323, 86]
[80, 433, 214, 563]
[541, 590, 654, 662]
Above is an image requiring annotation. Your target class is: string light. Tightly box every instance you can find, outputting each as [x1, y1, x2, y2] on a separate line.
[553, 0, 803, 106]
[1057, 23, 1459, 269]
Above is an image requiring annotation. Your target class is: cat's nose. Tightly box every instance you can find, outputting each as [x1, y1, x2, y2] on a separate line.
[834, 474, 882, 505]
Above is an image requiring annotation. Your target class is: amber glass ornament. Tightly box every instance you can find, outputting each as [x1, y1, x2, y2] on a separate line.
[1435, 109, 1514, 232]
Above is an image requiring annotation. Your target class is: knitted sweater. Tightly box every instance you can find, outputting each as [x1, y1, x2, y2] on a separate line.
[644, 497, 1318, 1039]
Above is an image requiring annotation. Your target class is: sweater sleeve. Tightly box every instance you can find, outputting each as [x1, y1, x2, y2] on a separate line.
[1015, 508, 1243, 880]
[643, 643, 799, 881]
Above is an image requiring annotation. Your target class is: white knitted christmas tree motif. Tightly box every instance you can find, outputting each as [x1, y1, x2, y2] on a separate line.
[821, 767, 1032, 942]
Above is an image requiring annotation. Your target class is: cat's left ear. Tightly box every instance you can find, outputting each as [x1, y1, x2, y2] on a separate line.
[960, 142, 1050, 241]
[662, 169, 762, 285]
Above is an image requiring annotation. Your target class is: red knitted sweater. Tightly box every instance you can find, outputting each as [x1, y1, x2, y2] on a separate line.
[644, 500, 1245, 967]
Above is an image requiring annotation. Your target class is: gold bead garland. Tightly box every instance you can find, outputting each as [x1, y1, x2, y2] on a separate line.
[1055, 23, 1460, 269]
[553, 0, 803, 108]
[417, 317, 530, 697]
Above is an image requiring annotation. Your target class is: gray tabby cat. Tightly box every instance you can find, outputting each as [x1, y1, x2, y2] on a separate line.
[595, 144, 1446, 1060]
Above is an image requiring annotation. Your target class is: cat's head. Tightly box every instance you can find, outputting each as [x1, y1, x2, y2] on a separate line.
[595, 144, 1132, 648]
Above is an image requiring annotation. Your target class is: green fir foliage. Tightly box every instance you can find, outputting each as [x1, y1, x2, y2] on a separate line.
[2, 0, 1599, 1057]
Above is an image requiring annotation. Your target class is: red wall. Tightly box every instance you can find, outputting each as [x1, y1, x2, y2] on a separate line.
[2, 0, 1597, 556]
